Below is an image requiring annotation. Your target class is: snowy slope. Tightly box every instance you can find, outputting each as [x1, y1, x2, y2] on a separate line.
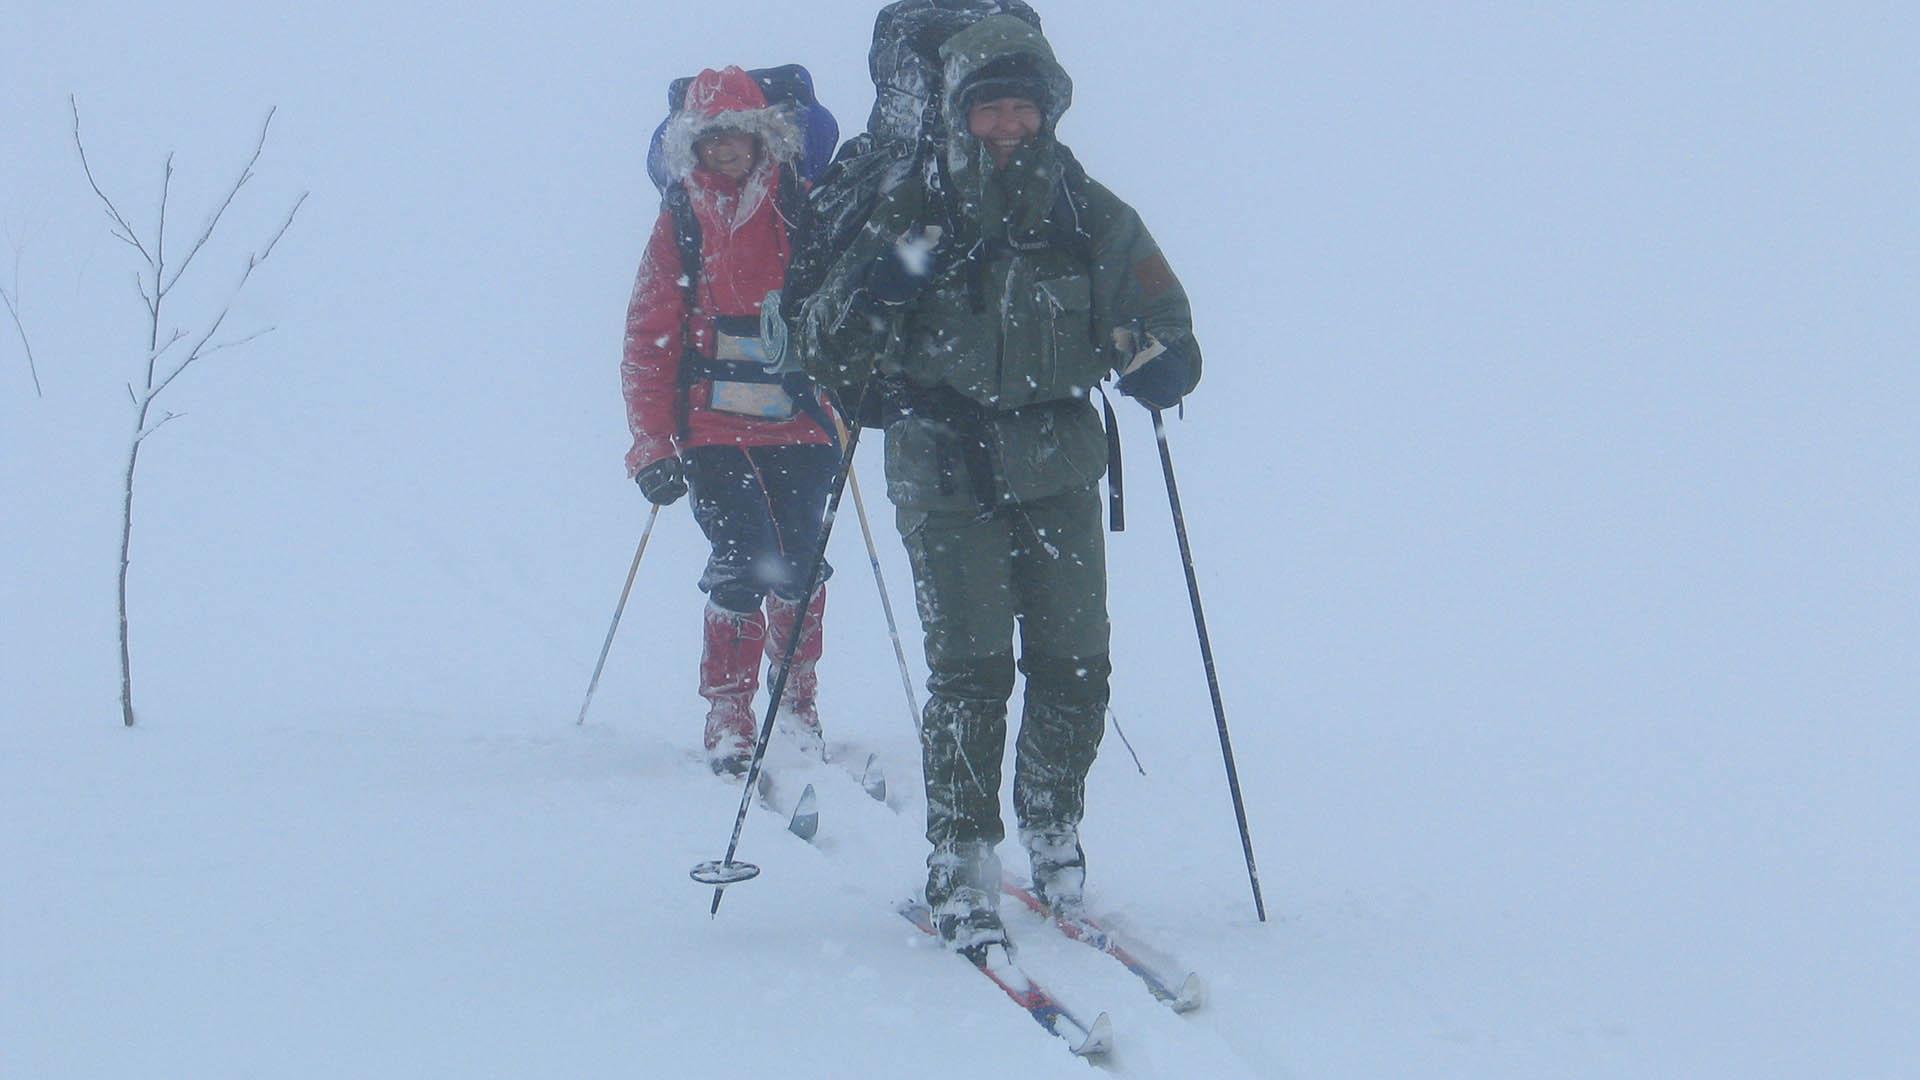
[4, 2, 1918, 1077]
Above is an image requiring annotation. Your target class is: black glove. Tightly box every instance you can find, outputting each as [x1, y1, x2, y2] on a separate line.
[864, 228, 942, 306]
[1116, 332, 1201, 411]
[635, 455, 688, 506]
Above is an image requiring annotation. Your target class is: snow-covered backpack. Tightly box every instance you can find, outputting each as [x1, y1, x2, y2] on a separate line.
[780, 3, 1125, 525]
[781, 0, 1046, 317]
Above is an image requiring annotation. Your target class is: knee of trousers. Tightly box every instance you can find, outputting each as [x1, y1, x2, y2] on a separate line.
[704, 557, 834, 614]
[1019, 651, 1112, 709]
[706, 580, 768, 615]
[926, 650, 1016, 706]
[768, 559, 833, 605]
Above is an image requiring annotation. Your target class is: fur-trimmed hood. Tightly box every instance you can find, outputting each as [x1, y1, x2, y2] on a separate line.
[656, 66, 806, 184]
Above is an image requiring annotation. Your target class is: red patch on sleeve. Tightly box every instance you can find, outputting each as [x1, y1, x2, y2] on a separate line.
[1132, 252, 1178, 299]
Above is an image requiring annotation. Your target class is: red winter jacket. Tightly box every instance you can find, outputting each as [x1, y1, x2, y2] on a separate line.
[621, 66, 833, 476]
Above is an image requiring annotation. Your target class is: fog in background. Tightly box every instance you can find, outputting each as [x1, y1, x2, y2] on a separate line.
[4, 3, 1915, 1076]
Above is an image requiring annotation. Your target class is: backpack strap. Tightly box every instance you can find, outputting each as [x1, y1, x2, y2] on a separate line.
[773, 161, 808, 245]
[1098, 382, 1121, 530]
[663, 181, 703, 442]
[663, 180, 703, 309]
[1054, 155, 1095, 274]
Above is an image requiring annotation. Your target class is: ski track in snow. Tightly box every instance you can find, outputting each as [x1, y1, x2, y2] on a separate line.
[0, 716, 1282, 1079]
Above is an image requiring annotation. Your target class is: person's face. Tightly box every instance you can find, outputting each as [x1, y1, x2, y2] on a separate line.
[695, 131, 758, 179]
[967, 97, 1043, 167]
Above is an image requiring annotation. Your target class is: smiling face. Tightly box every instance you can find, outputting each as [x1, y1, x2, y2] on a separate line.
[694, 130, 758, 180]
[966, 96, 1043, 168]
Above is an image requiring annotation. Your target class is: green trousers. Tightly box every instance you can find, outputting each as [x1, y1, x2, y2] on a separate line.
[897, 483, 1112, 862]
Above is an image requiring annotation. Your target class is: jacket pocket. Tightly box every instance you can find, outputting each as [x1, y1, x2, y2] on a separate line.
[996, 399, 1107, 505]
[883, 416, 983, 512]
[1035, 274, 1099, 395]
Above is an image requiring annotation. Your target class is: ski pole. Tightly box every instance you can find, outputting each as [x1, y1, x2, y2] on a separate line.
[693, 388, 873, 913]
[830, 410, 923, 738]
[576, 503, 662, 726]
[1151, 408, 1267, 922]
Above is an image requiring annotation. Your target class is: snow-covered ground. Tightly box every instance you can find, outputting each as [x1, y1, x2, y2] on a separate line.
[4, 2, 1916, 1077]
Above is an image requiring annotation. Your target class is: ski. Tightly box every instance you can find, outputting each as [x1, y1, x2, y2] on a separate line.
[897, 899, 1113, 1057]
[1001, 875, 1205, 1012]
[776, 734, 889, 805]
[831, 747, 888, 803]
[748, 767, 819, 842]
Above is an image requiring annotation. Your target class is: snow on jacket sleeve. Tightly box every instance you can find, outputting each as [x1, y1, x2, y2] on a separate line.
[621, 211, 689, 477]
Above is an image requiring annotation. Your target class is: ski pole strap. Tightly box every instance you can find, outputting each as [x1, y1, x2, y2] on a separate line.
[1097, 386, 1124, 532]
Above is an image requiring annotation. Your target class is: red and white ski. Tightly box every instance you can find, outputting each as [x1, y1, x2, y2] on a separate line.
[896, 899, 1113, 1057]
[1001, 874, 1205, 1013]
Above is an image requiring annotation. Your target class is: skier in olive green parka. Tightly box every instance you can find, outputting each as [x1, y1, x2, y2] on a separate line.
[799, 14, 1200, 953]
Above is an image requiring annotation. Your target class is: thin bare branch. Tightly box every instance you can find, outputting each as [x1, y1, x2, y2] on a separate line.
[134, 410, 184, 445]
[256, 190, 307, 266]
[70, 95, 155, 270]
[131, 329, 188, 403]
[202, 325, 275, 358]
[0, 281, 44, 398]
[148, 327, 186, 366]
[155, 153, 173, 286]
[149, 190, 304, 402]
[159, 107, 277, 298]
[153, 310, 233, 401]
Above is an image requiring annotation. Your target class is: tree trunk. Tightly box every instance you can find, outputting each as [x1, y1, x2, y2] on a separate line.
[118, 425, 144, 727]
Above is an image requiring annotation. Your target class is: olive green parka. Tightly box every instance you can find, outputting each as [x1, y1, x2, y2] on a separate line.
[798, 15, 1200, 512]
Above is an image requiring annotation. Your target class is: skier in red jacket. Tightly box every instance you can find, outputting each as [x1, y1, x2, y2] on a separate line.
[622, 66, 839, 775]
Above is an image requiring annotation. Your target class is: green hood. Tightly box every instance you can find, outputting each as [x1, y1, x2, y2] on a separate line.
[938, 15, 1077, 240]
[938, 15, 1074, 162]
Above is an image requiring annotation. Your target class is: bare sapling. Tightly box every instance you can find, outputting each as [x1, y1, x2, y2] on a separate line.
[70, 96, 308, 726]
[1, 248, 42, 397]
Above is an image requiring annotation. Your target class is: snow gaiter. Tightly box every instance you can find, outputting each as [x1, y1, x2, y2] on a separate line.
[1011, 650, 1110, 835]
[700, 602, 765, 774]
[920, 649, 1016, 854]
[763, 584, 826, 753]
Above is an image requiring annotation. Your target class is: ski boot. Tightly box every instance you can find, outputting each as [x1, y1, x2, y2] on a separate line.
[928, 841, 1009, 958]
[1021, 825, 1087, 914]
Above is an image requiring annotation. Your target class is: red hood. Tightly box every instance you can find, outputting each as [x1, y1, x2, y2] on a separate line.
[658, 66, 804, 182]
[682, 66, 769, 120]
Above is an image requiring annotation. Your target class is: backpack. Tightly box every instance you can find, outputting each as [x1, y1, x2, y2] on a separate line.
[782, 1, 1046, 315]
